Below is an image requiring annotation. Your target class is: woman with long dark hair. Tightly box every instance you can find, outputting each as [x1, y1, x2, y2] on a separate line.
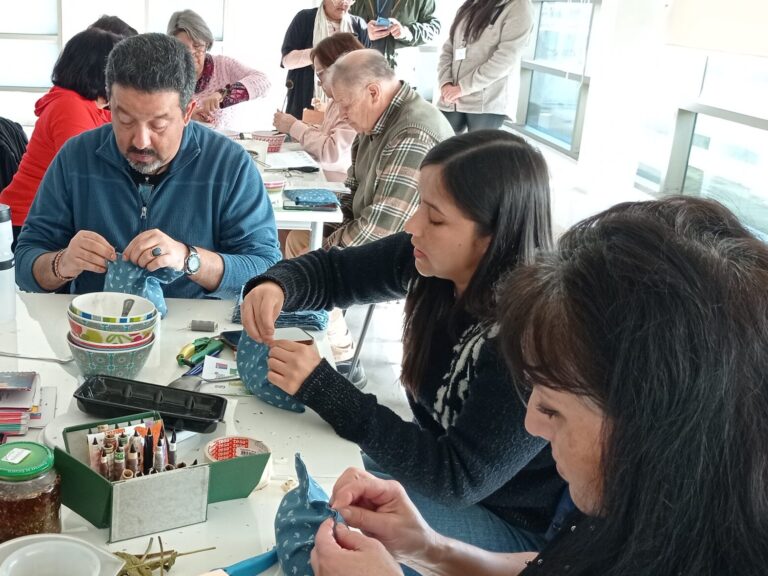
[438, 0, 534, 132]
[241, 130, 562, 554]
[309, 197, 768, 576]
[0, 27, 121, 244]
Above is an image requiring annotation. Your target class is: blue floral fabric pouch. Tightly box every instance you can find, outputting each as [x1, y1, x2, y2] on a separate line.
[104, 254, 183, 318]
[284, 188, 340, 207]
[275, 454, 344, 575]
[237, 331, 305, 412]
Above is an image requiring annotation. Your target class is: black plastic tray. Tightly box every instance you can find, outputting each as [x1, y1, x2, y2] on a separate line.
[73, 375, 227, 434]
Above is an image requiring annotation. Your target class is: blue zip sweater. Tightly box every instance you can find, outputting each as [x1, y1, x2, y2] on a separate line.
[15, 122, 281, 299]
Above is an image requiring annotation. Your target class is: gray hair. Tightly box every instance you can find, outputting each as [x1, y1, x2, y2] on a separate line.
[105, 33, 196, 110]
[167, 9, 213, 51]
[328, 49, 396, 92]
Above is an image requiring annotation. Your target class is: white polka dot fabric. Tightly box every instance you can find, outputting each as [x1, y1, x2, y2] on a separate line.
[104, 254, 184, 317]
[274, 454, 344, 576]
[237, 331, 306, 412]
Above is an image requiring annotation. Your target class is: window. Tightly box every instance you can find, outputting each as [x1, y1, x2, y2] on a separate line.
[512, 0, 598, 157]
[661, 104, 768, 234]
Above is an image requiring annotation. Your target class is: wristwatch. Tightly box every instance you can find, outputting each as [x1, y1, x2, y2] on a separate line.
[183, 245, 201, 276]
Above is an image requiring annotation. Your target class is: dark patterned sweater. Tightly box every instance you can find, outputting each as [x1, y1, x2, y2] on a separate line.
[243, 232, 564, 533]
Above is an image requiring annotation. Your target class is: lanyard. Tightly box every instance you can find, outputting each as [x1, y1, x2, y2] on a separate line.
[376, 0, 390, 17]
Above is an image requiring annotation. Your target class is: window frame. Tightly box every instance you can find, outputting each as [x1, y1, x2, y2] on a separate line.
[507, 0, 599, 159]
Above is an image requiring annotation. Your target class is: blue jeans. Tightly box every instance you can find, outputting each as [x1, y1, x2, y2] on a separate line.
[362, 454, 545, 575]
[442, 111, 507, 133]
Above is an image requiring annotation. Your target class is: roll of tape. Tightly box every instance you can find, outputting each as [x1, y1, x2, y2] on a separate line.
[205, 436, 272, 490]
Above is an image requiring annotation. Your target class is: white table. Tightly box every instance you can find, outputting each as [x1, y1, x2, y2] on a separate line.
[264, 142, 344, 251]
[0, 292, 361, 575]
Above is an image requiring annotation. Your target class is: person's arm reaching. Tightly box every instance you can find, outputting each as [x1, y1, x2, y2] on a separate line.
[290, 105, 356, 168]
[214, 55, 271, 101]
[282, 49, 313, 70]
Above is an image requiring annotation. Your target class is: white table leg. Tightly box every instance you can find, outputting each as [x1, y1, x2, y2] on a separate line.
[309, 223, 323, 250]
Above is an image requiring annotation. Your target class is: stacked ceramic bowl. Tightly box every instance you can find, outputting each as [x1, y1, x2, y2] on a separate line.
[262, 173, 287, 207]
[66, 293, 157, 379]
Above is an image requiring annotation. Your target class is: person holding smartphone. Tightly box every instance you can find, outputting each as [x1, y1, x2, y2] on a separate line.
[352, 0, 440, 68]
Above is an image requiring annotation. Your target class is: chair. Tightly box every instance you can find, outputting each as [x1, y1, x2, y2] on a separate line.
[337, 303, 376, 389]
[0, 117, 28, 191]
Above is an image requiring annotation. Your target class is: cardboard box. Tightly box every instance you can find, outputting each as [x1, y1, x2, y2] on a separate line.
[53, 411, 270, 541]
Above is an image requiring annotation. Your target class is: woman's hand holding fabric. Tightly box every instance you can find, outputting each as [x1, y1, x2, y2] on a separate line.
[311, 518, 402, 576]
[241, 281, 285, 344]
[329, 468, 437, 564]
[267, 339, 322, 395]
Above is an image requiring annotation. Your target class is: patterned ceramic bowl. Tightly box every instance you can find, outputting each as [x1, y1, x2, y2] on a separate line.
[67, 310, 157, 333]
[69, 292, 157, 324]
[69, 330, 153, 350]
[250, 131, 286, 153]
[67, 311, 156, 346]
[67, 333, 155, 379]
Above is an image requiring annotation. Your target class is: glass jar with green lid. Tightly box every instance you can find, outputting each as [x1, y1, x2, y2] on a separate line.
[0, 441, 61, 542]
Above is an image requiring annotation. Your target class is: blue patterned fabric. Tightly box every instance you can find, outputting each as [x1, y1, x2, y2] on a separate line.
[275, 454, 344, 576]
[104, 255, 183, 318]
[231, 291, 329, 331]
[237, 331, 305, 412]
[284, 188, 340, 207]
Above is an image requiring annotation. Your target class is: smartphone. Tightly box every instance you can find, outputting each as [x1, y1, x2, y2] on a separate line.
[376, 16, 391, 27]
[220, 330, 243, 351]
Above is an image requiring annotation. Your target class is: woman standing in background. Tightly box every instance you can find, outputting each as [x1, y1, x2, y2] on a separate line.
[273, 33, 363, 182]
[168, 9, 270, 127]
[0, 28, 122, 245]
[438, 0, 534, 132]
[280, 0, 369, 120]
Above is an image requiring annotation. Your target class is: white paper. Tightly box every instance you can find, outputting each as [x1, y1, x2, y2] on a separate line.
[201, 356, 239, 380]
[263, 150, 319, 170]
[199, 356, 249, 396]
[286, 181, 349, 192]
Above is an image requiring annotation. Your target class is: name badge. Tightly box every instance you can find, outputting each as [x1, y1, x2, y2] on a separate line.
[454, 47, 467, 61]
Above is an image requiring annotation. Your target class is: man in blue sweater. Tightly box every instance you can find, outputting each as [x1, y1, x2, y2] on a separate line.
[15, 33, 281, 300]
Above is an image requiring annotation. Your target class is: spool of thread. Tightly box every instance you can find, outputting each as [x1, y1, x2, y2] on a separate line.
[153, 441, 166, 472]
[89, 437, 101, 472]
[164, 464, 176, 472]
[190, 319, 218, 332]
[168, 430, 177, 467]
[121, 469, 134, 480]
[113, 447, 125, 481]
[127, 443, 138, 473]
[99, 448, 109, 479]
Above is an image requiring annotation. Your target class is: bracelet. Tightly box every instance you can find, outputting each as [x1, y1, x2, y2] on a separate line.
[52, 249, 75, 282]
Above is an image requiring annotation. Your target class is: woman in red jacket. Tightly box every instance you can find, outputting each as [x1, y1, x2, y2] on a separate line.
[0, 27, 122, 245]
